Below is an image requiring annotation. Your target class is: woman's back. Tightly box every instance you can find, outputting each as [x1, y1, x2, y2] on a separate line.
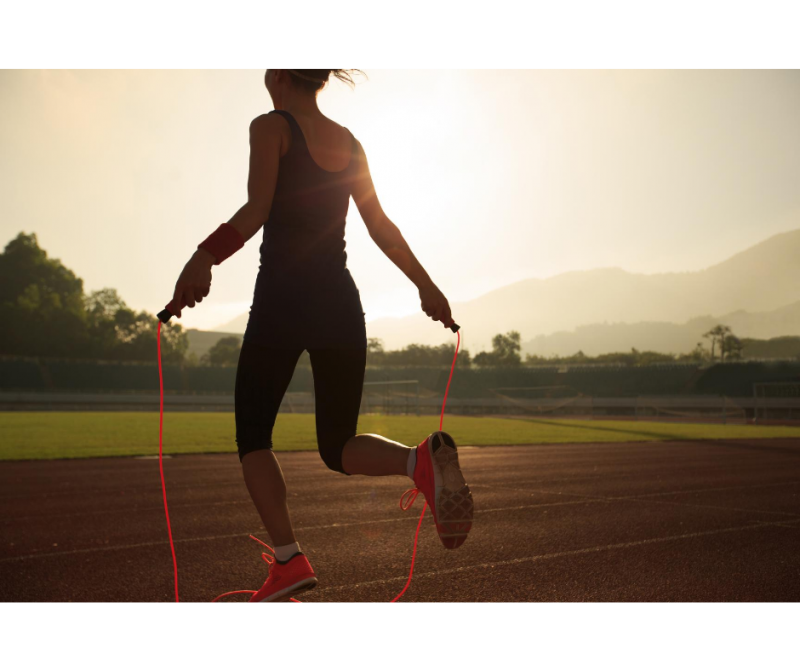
[275, 112, 354, 172]
[245, 109, 367, 349]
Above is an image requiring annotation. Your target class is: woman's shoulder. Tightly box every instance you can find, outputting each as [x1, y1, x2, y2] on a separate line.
[250, 111, 289, 133]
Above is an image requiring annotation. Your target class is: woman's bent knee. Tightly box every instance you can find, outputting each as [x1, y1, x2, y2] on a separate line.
[319, 436, 354, 476]
[238, 442, 273, 464]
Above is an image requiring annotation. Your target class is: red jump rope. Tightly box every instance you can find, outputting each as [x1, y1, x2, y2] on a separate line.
[157, 296, 460, 602]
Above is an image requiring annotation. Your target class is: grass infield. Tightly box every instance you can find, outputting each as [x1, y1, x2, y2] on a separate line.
[1, 411, 800, 461]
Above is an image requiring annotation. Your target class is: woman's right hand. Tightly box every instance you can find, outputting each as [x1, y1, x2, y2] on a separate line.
[419, 281, 455, 329]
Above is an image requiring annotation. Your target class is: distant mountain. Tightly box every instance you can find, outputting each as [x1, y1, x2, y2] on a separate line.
[522, 300, 800, 358]
[211, 227, 800, 353]
[184, 329, 242, 360]
[190, 302, 800, 362]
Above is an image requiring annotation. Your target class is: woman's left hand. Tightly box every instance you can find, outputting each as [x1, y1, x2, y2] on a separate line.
[171, 250, 214, 318]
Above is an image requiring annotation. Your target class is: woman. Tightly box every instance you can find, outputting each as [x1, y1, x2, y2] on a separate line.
[171, 69, 473, 602]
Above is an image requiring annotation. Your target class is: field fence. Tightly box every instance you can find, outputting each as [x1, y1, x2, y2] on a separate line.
[4, 389, 800, 425]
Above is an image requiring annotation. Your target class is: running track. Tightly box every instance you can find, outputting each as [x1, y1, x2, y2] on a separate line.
[2, 438, 799, 601]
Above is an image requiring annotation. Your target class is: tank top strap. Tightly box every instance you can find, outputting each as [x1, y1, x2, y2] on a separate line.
[268, 109, 307, 147]
[268, 110, 357, 171]
[342, 127, 358, 164]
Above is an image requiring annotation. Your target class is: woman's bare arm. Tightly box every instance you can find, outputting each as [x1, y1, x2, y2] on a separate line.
[350, 140, 434, 289]
[371, 218, 435, 290]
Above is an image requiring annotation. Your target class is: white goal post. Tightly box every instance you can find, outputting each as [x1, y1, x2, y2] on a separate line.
[753, 381, 800, 423]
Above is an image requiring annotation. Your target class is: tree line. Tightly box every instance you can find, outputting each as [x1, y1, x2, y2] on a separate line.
[0, 232, 188, 363]
[205, 327, 743, 368]
[0, 231, 750, 368]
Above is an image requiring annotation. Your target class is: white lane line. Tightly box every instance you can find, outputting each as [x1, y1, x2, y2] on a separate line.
[0, 505, 475, 563]
[512, 486, 800, 519]
[1, 476, 787, 519]
[313, 519, 800, 594]
[9, 476, 799, 521]
[0, 497, 671, 563]
[4, 489, 400, 522]
[5, 491, 798, 559]
[4, 500, 601, 561]
[476, 479, 800, 499]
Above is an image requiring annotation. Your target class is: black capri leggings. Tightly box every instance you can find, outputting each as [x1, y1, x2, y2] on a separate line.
[234, 339, 367, 475]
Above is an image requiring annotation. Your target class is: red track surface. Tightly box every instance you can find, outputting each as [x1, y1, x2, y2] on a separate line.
[2, 438, 800, 601]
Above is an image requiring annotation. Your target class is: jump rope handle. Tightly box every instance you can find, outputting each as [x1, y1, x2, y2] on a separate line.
[157, 297, 187, 324]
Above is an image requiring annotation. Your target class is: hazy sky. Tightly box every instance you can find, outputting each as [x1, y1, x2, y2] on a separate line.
[2, 69, 799, 331]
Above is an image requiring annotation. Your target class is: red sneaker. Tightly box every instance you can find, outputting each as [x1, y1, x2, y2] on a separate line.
[247, 536, 318, 602]
[400, 431, 474, 550]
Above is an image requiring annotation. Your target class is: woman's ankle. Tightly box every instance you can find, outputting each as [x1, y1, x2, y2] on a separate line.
[407, 447, 417, 480]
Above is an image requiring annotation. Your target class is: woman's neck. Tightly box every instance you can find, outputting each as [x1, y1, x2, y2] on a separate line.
[277, 92, 320, 118]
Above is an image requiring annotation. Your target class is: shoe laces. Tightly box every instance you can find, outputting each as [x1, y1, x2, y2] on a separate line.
[211, 535, 302, 602]
[212, 493, 429, 603]
[399, 487, 420, 511]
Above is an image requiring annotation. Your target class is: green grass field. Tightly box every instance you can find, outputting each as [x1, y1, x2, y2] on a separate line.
[1, 411, 800, 461]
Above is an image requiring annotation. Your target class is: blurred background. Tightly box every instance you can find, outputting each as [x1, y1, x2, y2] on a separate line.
[2, 69, 800, 424]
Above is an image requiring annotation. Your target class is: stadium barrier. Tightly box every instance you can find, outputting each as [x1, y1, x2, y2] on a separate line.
[0, 389, 780, 424]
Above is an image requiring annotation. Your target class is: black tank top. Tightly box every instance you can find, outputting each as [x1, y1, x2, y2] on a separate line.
[244, 110, 367, 349]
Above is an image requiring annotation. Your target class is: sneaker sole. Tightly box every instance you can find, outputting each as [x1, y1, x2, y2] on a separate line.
[254, 576, 319, 603]
[430, 431, 474, 550]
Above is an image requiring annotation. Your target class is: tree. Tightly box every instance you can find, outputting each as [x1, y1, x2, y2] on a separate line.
[703, 324, 732, 362]
[0, 232, 189, 363]
[703, 327, 717, 360]
[156, 319, 189, 364]
[0, 232, 88, 357]
[200, 336, 242, 366]
[525, 353, 548, 365]
[718, 326, 733, 360]
[83, 288, 127, 358]
[366, 340, 471, 367]
[683, 342, 708, 362]
[111, 307, 188, 363]
[636, 349, 677, 365]
[367, 337, 384, 355]
[474, 331, 521, 367]
[722, 334, 743, 361]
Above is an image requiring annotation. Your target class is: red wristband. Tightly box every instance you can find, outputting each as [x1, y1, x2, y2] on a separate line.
[197, 223, 245, 265]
